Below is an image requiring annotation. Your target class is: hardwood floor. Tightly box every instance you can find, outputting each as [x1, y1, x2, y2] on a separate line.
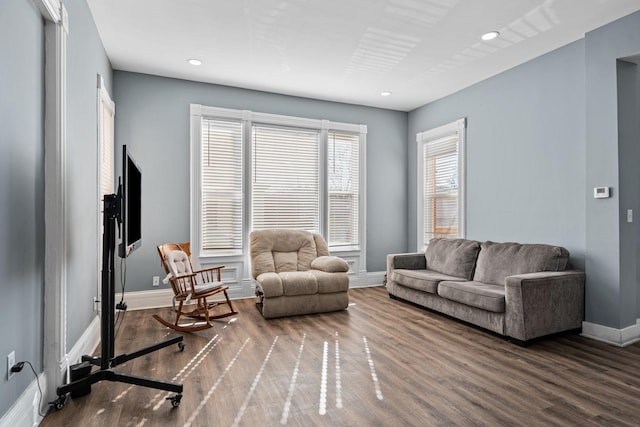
[41, 286, 640, 426]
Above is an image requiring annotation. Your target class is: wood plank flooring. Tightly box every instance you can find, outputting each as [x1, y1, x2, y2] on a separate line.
[40, 286, 640, 426]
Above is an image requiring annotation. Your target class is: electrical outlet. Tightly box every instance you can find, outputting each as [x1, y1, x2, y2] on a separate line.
[152, 276, 160, 287]
[7, 351, 15, 380]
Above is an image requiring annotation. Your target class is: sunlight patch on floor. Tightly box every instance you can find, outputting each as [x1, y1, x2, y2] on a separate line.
[232, 336, 279, 427]
[183, 338, 251, 427]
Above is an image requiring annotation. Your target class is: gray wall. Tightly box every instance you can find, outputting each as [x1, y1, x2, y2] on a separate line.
[0, 0, 45, 416]
[64, 0, 113, 346]
[408, 41, 587, 267]
[585, 11, 640, 329]
[113, 72, 408, 292]
[616, 59, 639, 326]
[0, 0, 112, 418]
[409, 10, 640, 329]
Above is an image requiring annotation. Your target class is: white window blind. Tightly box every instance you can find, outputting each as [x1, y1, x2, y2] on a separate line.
[251, 125, 320, 231]
[328, 131, 359, 248]
[423, 134, 459, 242]
[417, 118, 466, 250]
[201, 118, 243, 251]
[97, 74, 115, 307]
[99, 101, 114, 198]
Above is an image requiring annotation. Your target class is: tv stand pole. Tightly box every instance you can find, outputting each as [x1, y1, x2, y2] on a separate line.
[52, 193, 184, 410]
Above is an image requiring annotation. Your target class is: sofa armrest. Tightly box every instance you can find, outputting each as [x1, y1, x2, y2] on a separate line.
[386, 253, 426, 290]
[505, 270, 585, 342]
[311, 256, 349, 273]
[386, 253, 426, 272]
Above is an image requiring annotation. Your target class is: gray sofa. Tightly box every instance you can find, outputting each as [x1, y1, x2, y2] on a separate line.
[386, 238, 585, 344]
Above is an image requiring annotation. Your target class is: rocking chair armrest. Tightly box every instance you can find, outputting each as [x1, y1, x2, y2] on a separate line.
[192, 265, 225, 275]
[169, 272, 197, 281]
[193, 265, 225, 283]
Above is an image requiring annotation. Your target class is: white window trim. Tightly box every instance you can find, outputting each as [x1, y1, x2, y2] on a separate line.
[36, 0, 69, 411]
[96, 74, 115, 313]
[416, 118, 466, 251]
[190, 104, 367, 286]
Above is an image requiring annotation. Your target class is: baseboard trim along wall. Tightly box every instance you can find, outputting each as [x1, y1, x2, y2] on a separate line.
[581, 319, 640, 347]
[117, 271, 386, 311]
[0, 316, 101, 427]
[0, 372, 47, 427]
[67, 315, 101, 367]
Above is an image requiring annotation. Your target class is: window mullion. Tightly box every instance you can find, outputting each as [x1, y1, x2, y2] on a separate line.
[243, 117, 252, 254]
[319, 126, 328, 239]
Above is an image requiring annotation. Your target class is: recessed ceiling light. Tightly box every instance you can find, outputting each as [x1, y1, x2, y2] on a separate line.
[187, 59, 202, 66]
[380, 91, 392, 97]
[481, 31, 500, 41]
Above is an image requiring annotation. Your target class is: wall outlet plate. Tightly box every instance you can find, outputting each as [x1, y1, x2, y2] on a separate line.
[7, 351, 15, 380]
[152, 276, 160, 287]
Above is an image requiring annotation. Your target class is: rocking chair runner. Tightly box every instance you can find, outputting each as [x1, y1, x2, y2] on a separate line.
[154, 242, 237, 332]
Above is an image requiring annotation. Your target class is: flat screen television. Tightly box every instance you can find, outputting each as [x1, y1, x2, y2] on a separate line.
[118, 145, 142, 258]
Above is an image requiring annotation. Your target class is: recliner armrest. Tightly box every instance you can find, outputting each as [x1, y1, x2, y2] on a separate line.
[311, 256, 349, 273]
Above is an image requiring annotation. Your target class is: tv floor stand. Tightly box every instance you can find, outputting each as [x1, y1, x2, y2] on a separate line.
[52, 194, 184, 410]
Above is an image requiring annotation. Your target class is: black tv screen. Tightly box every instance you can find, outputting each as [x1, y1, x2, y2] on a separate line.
[119, 145, 142, 258]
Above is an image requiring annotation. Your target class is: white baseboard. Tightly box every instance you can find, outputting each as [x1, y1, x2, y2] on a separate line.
[0, 316, 101, 427]
[66, 315, 101, 367]
[115, 288, 175, 311]
[0, 372, 47, 427]
[118, 271, 386, 310]
[581, 319, 640, 347]
[356, 271, 385, 288]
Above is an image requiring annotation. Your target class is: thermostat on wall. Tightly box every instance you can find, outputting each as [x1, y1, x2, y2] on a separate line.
[594, 187, 610, 198]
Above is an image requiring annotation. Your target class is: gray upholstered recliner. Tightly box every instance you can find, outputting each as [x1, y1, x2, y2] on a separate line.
[249, 229, 350, 318]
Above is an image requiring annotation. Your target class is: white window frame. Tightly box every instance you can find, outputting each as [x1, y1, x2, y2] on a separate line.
[96, 74, 115, 311]
[416, 118, 466, 251]
[37, 0, 69, 410]
[190, 105, 367, 289]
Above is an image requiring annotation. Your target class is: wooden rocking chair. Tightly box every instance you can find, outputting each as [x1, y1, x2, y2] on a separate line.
[153, 242, 237, 332]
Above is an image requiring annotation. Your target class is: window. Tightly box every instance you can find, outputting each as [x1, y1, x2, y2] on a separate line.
[98, 75, 115, 200]
[97, 74, 115, 306]
[201, 118, 243, 252]
[328, 131, 360, 249]
[417, 118, 466, 251]
[252, 125, 319, 231]
[191, 105, 365, 259]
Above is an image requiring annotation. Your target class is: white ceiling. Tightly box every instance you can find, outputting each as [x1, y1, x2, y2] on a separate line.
[87, 0, 640, 112]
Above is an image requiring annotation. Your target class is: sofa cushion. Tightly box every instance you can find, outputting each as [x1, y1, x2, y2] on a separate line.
[256, 271, 319, 297]
[308, 270, 350, 293]
[437, 281, 506, 313]
[425, 238, 480, 280]
[392, 269, 467, 294]
[250, 229, 318, 277]
[473, 241, 569, 286]
[280, 271, 318, 296]
[273, 251, 299, 273]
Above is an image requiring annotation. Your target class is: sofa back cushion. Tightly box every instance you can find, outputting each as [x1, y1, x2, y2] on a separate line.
[250, 229, 322, 278]
[425, 238, 481, 280]
[473, 241, 569, 285]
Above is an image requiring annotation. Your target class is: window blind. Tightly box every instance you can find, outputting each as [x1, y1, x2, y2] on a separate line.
[201, 118, 243, 251]
[99, 99, 114, 198]
[328, 131, 359, 248]
[423, 134, 459, 243]
[252, 125, 319, 232]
